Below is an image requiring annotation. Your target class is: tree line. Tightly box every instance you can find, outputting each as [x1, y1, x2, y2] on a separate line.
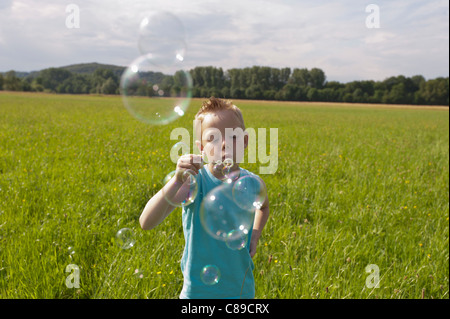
[0, 65, 448, 106]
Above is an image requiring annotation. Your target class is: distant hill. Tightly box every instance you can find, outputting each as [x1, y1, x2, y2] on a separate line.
[1, 62, 126, 78]
[60, 63, 126, 78]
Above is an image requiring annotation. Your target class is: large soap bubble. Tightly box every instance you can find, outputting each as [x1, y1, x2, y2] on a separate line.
[200, 182, 255, 242]
[232, 175, 266, 211]
[120, 55, 192, 125]
[138, 11, 187, 66]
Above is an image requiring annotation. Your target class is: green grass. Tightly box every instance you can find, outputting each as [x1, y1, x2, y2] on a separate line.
[0, 92, 448, 299]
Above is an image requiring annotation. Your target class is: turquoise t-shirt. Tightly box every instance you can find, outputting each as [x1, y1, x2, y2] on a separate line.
[180, 165, 256, 299]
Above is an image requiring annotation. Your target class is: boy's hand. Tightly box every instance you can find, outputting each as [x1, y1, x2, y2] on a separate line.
[175, 154, 203, 182]
[249, 232, 259, 258]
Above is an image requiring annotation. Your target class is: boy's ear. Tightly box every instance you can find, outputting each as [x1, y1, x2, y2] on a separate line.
[243, 131, 249, 149]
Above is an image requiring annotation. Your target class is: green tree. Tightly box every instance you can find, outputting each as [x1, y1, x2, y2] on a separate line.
[91, 68, 118, 94]
[30, 79, 44, 92]
[36, 68, 73, 92]
[3, 71, 22, 91]
[309, 68, 326, 89]
[352, 88, 365, 103]
[418, 78, 449, 105]
[290, 68, 310, 87]
[307, 88, 319, 101]
[245, 85, 263, 100]
[101, 77, 118, 95]
[221, 87, 230, 98]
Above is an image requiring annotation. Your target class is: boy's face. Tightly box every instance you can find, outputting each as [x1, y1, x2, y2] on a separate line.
[197, 109, 248, 164]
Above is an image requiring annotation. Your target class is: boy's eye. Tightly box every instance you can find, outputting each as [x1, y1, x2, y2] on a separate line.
[206, 137, 219, 143]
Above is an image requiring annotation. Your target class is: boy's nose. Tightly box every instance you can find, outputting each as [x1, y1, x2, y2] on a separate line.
[222, 138, 232, 150]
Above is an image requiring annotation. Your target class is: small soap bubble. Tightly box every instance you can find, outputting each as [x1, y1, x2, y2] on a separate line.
[221, 165, 231, 178]
[212, 160, 223, 176]
[162, 170, 198, 207]
[211, 159, 236, 181]
[200, 265, 221, 285]
[225, 228, 248, 250]
[221, 158, 234, 179]
[223, 158, 233, 167]
[115, 228, 136, 249]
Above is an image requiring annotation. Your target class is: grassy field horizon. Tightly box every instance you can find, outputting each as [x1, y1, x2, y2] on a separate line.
[0, 91, 448, 299]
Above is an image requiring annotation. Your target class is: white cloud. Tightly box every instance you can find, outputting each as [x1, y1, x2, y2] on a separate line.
[0, 0, 448, 82]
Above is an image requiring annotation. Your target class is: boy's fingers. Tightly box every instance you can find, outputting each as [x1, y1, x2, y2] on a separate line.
[178, 158, 200, 170]
[190, 154, 204, 165]
[192, 162, 202, 171]
[180, 154, 203, 170]
[177, 162, 199, 174]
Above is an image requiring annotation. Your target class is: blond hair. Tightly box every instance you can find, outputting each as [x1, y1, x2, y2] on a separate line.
[195, 97, 245, 130]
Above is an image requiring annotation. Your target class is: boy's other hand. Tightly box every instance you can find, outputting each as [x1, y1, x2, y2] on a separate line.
[249, 232, 259, 258]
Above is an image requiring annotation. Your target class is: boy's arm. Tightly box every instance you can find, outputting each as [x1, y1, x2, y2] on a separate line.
[139, 154, 203, 231]
[249, 190, 270, 258]
[139, 178, 180, 230]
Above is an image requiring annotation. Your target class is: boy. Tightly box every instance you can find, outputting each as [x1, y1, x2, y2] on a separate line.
[139, 97, 270, 299]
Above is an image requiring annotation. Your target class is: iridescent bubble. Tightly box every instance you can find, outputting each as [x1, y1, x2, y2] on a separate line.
[200, 265, 221, 286]
[120, 55, 192, 125]
[212, 160, 223, 176]
[223, 158, 233, 167]
[211, 159, 237, 181]
[222, 169, 241, 184]
[115, 228, 136, 249]
[221, 158, 234, 179]
[200, 183, 255, 241]
[138, 11, 187, 66]
[162, 170, 198, 207]
[232, 175, 266, 211]
[221, 166, 231, 178]
[225, 227, 248, 250]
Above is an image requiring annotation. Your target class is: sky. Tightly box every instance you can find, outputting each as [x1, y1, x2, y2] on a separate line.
[0, 0, 448, 83]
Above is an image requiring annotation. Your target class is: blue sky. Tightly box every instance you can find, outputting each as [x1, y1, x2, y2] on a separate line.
[0, 0, 448, 82]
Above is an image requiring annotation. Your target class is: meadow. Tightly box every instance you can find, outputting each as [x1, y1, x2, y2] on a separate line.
[0, 92, 448, 299]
